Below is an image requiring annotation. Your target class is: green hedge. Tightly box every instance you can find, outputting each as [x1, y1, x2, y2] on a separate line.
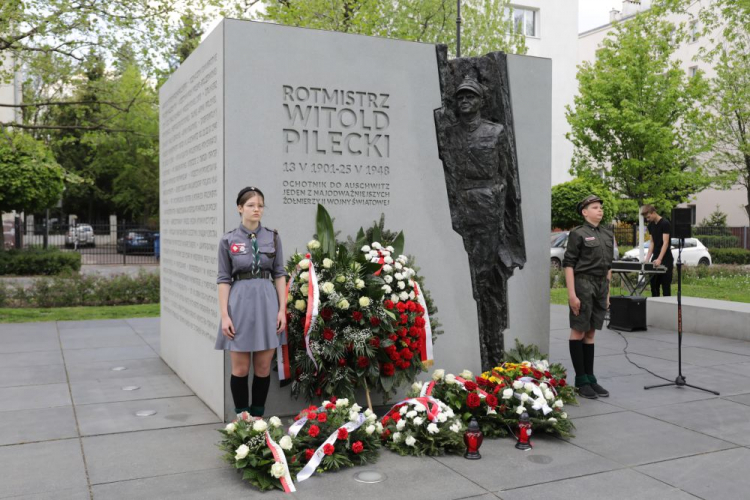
[0, 270, 159, 308]
[0, 248, 81, 275]
[710, 248, 750, 265]
[698, 235, 740, 249]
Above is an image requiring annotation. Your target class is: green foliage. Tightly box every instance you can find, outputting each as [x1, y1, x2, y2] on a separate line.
[316, 204, 337, 258]
[240, 0, 527, 57]
[550, 178, 617, 229]
[710, 248, 750, 265]
[694, 235, 739, 249]
[0, 270, 159, 307]
[0, 133, 65, 213]
[698, 206, 729, 228]
[566, 13, 713, 210]
[0, 248, 80, 275]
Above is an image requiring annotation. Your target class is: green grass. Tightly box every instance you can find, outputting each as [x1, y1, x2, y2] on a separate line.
[0, 303, 160, 323]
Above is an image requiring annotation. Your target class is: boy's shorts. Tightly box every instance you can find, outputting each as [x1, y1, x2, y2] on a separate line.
[569, 274, 608, 331]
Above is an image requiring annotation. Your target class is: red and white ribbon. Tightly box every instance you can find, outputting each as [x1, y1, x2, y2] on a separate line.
[265, 431, 296, 493]
[514, 376, 553, 415]
[386, 396, 441, 422]
[296, 413, 366, 482]
[420, 380, 436, 397]
[414, 282, 434, 367]
[287, 405, 326, 438]
[279, 256, 320, 379]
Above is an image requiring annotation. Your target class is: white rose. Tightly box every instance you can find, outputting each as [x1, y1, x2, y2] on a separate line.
[384, 275, 393, 284]
[349, 410, 359, 422]
[396, 420, 406, 430]
[372, 242, 382, 250]
[413, 417, 424, 426]
[406, 410, 418, 419]
[253, 419, 268, 432]
[561, 412, 568, 419]
[307, 239, 321, 250]
[384, 256, 394, 264]
[520, 393, 529, 402]
[539, 383, 548, 390]
[225, 423, 236, 434]
[350, 403, 362, 413]
[516, 406, 526, 415]
[397, 281, 406, 290]
[392, 431, 401, 442]
[405, 435, 417, 447]
[544, 390, 554, 401]
[321, 400, 331, 407]
[376, 422, 384, 433]
[409, 291, 415, 300]
[235, 444, 250, 460]
[365, 425, 376, 435]
[524, 382, 536, 392]
[361, 245, 371, 253]
[364, 408, 373, 417]
[359, 297, 371, 307]
[548, 417, 558, 423]
[413, 403, 426, 413]
[450, 422, 462, 433]
[336, 275, 346, 283]
[395, 263, 403, 270]
[321, 282, 335, 294]
[355, 279, 365, 289]
[394, 273, 403, 280]
[437, 413, 448, 423]
[367, 413, 377, 423]
[300, 284, 309, 295]
[513, 380, 523, 390]
[299, 271, 309, 281]
[336, 398, 349, 408]
[445, 374, 456, 385]
[427, 423, 439, 434]
[399, 406, 408, 415]
[381, 250, 391, 257]
[298, 258, 310, 269]
[502, 388, 514, 399]
[336, 299, 350, 309]
[432, 369, 445, 381]
[459, 370, 473, 380]
[390, 294, 399, 303]
[411, 381, 423, 392]
[294, 299, 306, 311]
[279, 435, 293, 450]
[269, 416, 282, 428]
[323, 258, 333, 269]
[270, 461, 286, 479]
[399, 291, 409, 301]
[383, 264, 393, 273]
[554, 399, 564, 409]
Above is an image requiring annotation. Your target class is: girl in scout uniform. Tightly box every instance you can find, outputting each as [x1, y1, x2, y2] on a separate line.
[562, 195, 614, 399]
[215, 187, 288, 418]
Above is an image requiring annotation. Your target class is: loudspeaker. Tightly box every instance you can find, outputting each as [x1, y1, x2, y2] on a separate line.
[672, 208, 692, 239]
[609, 296, 647, 331]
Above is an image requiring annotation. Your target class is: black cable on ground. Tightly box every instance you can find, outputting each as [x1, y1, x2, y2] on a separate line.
[605, 313, 672, 383]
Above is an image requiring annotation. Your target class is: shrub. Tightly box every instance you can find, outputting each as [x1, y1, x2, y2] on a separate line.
[0, 248, 81, 275]
[709, 248, 750, 265]
[696, 234, 740, 249]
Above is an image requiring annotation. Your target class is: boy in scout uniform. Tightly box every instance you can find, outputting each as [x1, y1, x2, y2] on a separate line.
[563, 195, 614, 399]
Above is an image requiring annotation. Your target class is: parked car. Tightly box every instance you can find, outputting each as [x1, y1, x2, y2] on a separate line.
[550, 231, 619, 269]
[117, 229, 157, 254]
[622, 238, 712, 266]
[65, 224, 95, 248]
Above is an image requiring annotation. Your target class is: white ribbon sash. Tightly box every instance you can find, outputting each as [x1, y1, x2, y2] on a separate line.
[513, 377, 553, 415]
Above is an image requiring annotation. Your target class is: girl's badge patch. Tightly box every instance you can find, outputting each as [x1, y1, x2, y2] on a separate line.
[585, 237, 596, 241]
[230, 243, 246, 254]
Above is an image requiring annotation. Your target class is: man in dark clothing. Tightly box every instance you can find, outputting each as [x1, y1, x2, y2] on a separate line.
[641, 204, 673, 297]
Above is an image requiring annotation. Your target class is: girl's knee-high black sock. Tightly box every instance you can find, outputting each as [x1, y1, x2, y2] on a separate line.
[230, 374, 249, 413]
[250, 374, 271, 416]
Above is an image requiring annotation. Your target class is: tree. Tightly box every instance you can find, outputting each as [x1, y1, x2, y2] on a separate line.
[550, 178, 617, 230]
[232, 0, 527, 57]
[0, 132, 65, 214]
[566, 13, 713, 212]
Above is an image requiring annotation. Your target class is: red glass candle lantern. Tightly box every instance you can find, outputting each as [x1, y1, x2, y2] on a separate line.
[464, 417, 483, 459]
[515, 412, 532, 450]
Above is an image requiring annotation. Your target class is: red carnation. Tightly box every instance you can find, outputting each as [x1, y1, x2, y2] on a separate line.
[369, 337, 381, 348]
[352, 441, 364, 454]
[400, 314, 409, 324]
[352, 311, 363, 322]
[338, 358, 347, 367]
[330, 396, 338, 403]
[392, 412, 401, 423]
[384, 300, 395, 310]
[559, 379, 567, 387]
[400, 348, 413, 360]
[305, 448, 315, 461]
[409, 327, 421, 338]
[521, 367, 531, 375]
[322, 328, 335, 341]
[464, 381, 478, 391]
[357, 356, 370, 368]
[325, 403, 336, 410]
[398, 328, 408, 338]
[308, 411, 317, 420]
[320, 308, 334, 321]
[486, 394, 499, 408]
[382, 362, 395, 376]
[369, 316, 381, 327]
[407, 301, 418, 312]
[549, 379, 558, 387]
[414, 317, 426, 327]
[308, 425, 320, 437]
[337, 428, 349, 440]
[323, 443, 335, 456]
[382, 416, 391, 425]
[545, 371, 552, 378]
[476, 377, 489, 386]
[396, 302, 407, 312]
[388, 351, 401, 362]
[416, 304, 424, 313]
[398, 361, 410, 370]
[381, 429, 391, 440]
[466, 393, 481, 409]
[389, 334, 398, 342]
[317, 413, 327, 423]
[532, 369, 543, 379]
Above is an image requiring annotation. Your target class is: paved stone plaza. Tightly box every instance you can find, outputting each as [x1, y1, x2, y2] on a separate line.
[1, 305, 749, 499]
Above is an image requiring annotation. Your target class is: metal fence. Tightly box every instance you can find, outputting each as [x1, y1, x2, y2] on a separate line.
[6, 220, 160, 265]
[611, 224, 750, 250]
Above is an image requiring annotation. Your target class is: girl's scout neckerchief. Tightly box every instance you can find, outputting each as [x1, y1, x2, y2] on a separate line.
[250, 233, 260, 277]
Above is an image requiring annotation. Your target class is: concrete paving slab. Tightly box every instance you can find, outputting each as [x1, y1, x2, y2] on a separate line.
[499, 468, 697, 500]
[580, 353, 683, 379]
[434, 435, 621, 491]
[642, 346, 750, 367]
[63, 345, 158, 365]
[75, 395, 220, 436]
[0, 349, 63, 368]
[563, 397, 625, 419]
[0, 321, 58, 336]
[640, 398, 750, 446]
[590, 372, 716, 410]
[4, 488, 91, 500]
[0, 383, 70, 412]
[83, 424, 224, 484]
[0, 330, 60, 354]
[57, 319, 131, 330]
[0, 439, 87, 498]
[0, 363, 67, 388]
[674, 364, 750, 397]
[71, 374, 193, 405]
[565, 411, 734, 466]
[727, 393, 750, 407]
[60, 331, 147, 350]
[66, 357, 174, 382]
[635, 447, 750, 500]
[124, 317, 160, 330]
[0, 405, 78, 446]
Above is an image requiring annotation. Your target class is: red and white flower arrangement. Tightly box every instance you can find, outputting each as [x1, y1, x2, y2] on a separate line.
[379, 397, 465, 456]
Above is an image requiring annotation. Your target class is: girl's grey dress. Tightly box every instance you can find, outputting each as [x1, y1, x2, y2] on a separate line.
[214, 223, 288, 352]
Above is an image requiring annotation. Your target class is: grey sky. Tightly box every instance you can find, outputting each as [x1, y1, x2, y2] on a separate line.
[579, 0, 619, 33]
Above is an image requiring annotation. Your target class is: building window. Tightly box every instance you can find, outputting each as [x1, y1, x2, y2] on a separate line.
[506, 6, 538, 37]
[689, 20, 699, 43]
[688, 66, 698, 78]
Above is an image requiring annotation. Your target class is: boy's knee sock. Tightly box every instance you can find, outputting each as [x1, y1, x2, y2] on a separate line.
[230, 374, 249, 413]
[569, 340, 588, 386]
[583, 342, 597, 384]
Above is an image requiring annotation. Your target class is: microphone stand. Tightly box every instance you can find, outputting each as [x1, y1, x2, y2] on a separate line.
[644, 238, 719, 395]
